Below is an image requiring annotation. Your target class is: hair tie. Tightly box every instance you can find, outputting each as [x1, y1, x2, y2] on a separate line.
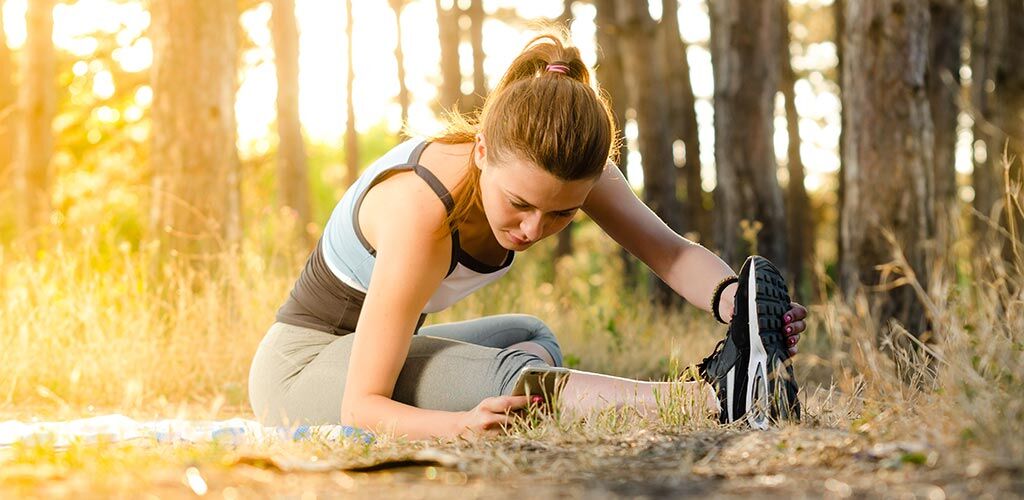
[545, 62, 570, 75]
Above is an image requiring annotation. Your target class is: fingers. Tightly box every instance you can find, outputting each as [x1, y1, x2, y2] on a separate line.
[784, 319, 806, 336]
[783, 302, 807, 323]
[480, 395, 530, 413]
[783, 302, 807, 357]
[786, 332, 800, 355]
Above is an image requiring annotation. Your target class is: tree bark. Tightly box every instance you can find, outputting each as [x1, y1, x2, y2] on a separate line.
[926, 0, 963, 222]
[984, 0, 1024, 263]
[840, 0, 935, 336]
[780, 0, 814, 298]
[835, 0, 846, 277]
[345, 0, 359, 188]
[709, 0, 788, 271]
[390, 0, 411, 136]
[970, 0, 995, 225]
[150, 0, 241, 260]
[0, 1, 15, 191]
[14, 0, 55, 245]
[271, 0, 312, 244]
[466, 0, 486, 112]
[555, 0, 575, 261]
[615, 0, 685, 307]
[435, 0, 464, 114]
[594, 0, 638, 289]
[661, 0, 706, 243]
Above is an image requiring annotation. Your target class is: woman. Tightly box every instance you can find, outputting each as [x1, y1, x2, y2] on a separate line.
[248, 32, 807, 439]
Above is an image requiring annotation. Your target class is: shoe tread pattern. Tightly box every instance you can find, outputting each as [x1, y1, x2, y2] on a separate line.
[752, 256, 801, 422]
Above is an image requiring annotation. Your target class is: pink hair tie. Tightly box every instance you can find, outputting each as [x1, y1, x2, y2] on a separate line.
[545, 63, 570, 75]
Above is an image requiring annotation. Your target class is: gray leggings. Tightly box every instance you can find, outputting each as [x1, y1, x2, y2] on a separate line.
[248, 314, 563, 426]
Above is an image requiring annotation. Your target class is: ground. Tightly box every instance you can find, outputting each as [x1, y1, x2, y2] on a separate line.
[2, 404, 1021, 499]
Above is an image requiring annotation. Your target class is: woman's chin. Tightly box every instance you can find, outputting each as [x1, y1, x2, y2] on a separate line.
[501, 231, 533, 250]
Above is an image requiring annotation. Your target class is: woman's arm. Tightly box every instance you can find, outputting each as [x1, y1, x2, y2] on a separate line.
[582, 163, 807, 352]
[582, 163, 739, 319]
[339, 176, 462, 439]
[341, 173, 533, 439]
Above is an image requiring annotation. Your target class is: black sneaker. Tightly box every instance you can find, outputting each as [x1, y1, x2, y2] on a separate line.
[698, 256, 800, 429]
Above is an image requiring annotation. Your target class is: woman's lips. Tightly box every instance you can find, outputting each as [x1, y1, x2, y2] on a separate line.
[508, 232, 529, 245]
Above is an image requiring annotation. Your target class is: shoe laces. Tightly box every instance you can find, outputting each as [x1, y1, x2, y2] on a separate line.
[699, 337, 727, 372]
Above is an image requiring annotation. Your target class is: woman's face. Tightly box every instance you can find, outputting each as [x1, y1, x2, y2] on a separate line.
[474, 135, 599, 251]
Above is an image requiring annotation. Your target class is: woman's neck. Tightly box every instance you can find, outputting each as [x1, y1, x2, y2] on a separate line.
[423, 142, 509, 265]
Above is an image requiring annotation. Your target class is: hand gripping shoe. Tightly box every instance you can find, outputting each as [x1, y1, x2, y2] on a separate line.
[698, 256, 800, 429]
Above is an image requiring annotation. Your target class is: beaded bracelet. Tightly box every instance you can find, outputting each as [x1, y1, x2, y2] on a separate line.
[711, 275, 739, 324]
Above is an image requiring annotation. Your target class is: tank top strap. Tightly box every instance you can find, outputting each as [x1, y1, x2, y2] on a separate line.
[411, 164, 455, 215]
[407, 143, 461, 277]
[349, 139, 462, 277]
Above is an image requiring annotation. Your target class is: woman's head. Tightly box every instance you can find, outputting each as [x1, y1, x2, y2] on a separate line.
[431, 29, 619, 250]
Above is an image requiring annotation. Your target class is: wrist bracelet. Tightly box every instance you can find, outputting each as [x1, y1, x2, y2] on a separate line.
[711, 275, 739, 324]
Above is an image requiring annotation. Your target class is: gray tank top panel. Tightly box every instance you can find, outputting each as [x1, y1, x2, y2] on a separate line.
[275, 138, 513, 334]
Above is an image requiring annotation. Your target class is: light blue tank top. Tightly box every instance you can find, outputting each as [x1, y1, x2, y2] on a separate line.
[320, 138, 515, 313]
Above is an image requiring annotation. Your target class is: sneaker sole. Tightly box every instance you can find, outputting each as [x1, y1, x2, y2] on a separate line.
[744, 257, 796, 429]
[753, 258, 798, 426]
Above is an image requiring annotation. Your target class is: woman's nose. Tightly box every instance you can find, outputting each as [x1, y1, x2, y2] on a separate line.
[521, 212, 544, 241]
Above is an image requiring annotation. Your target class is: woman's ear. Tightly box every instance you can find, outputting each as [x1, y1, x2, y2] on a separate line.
[474, 133, 488, 169]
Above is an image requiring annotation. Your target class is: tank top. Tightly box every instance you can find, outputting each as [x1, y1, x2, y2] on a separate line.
[275, 138, 515, 335]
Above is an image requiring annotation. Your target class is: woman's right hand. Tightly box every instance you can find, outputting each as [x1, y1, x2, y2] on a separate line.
[455, 395, 533, 438]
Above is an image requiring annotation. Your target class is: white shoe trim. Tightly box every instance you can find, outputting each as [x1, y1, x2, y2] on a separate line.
[746, 259, 769, 430]
[726, 367, 735, 422]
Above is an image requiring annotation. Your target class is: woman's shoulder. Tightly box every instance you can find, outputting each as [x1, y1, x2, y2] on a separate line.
[358, 162, 452, 252]
[362, 137, 430, 175]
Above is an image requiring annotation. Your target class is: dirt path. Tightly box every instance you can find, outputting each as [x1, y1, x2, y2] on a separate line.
[2, 426, 1021, 498]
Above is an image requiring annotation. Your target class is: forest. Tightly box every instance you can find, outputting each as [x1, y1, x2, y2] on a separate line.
[0, 0, 1021, 497]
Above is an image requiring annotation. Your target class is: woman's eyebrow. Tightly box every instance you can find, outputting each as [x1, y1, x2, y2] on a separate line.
[507, 192, 582, 212]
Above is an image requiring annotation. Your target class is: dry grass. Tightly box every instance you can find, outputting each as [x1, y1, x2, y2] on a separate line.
[0, 170, 1022, 497]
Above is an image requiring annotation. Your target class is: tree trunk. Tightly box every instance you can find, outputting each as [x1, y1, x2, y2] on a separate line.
[780, 0, 814, 299]
[555, 0, 575, 261]
[661, 0, 706, 242]
[150, 0, 240, 261]
[840, 0, 934, 336]
[557, 0, 573, 25]
[985, 0, 1024, 263]
[345, 0, 359, 188]
[594, 0, 638, 289]
[14, 0, 55, 246]
[709, 0, 788, 271]
[835, 0, 846, 278]
[271, 0, 312, 244]
[466, 0, 486, 112]
[615, 0, 685, 307]
[390, 0, 410, 136]
[0, 0, 15, 191]
[926, 0, 963, 224]
[435, 0, 464, 114]
[970, 0, 996, 225]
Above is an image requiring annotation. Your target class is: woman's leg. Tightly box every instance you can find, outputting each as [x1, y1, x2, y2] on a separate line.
[250, 320, 714, 427]
[249, 321, 554, 425]
[420, 314, 714, 418]
[418, 313, 563, 366]
[557, 370, 718, 419]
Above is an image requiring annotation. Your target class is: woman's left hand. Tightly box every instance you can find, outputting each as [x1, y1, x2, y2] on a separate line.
[782, 302, 807, 356]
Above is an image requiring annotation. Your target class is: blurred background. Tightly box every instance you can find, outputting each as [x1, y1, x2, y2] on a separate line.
[0, 0, 1020, 422]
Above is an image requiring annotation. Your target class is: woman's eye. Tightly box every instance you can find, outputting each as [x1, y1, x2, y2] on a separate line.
[555, 211, 575, 218]
[511, 202, 529, 210]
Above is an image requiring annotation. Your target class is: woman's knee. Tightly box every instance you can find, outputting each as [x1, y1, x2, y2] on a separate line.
[509, 314, 563, 367]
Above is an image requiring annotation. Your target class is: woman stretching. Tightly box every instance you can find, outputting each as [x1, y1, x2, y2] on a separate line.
[248, 32, 807, 440]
